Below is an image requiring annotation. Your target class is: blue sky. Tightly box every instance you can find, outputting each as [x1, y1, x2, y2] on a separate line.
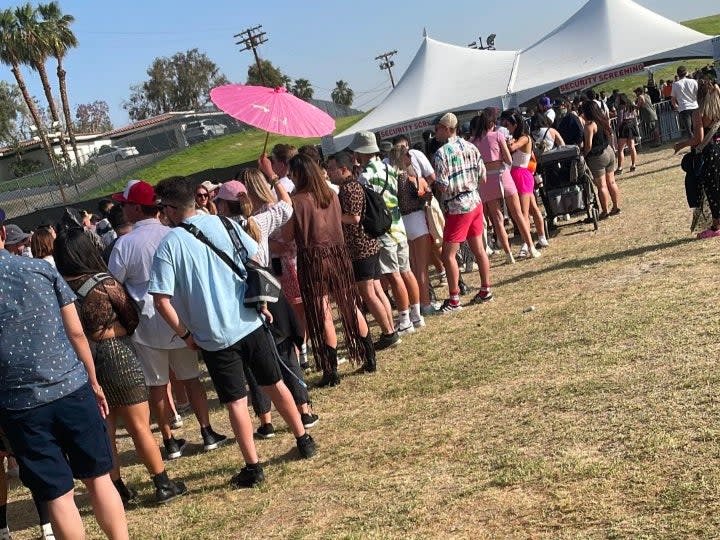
[1, 0, 717, 128]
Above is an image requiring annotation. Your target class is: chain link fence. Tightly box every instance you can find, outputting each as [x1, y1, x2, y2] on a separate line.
[0, 112, 249, 221]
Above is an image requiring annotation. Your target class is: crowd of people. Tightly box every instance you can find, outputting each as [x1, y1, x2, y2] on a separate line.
[1, 65, 720, 538]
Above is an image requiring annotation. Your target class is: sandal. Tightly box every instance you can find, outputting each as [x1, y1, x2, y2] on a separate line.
[629, 165, 636, 172]
[609, 207, 621, 216]
[598, 211, 609, 220]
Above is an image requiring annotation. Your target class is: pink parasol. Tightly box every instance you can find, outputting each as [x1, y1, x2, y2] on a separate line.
[210, 84, 335, 152]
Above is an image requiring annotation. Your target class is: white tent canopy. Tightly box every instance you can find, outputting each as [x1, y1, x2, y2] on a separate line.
[334, 0, 717, 150]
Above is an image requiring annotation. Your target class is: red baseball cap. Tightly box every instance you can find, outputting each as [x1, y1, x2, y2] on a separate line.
[112, 180, 157, 206]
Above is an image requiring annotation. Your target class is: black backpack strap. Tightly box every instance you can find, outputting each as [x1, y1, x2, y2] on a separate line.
[380, 164, 390, 196]
[177, 221, 247, 280]
[218, 215, 250, 264]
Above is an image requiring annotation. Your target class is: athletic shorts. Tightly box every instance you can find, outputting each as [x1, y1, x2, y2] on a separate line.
[510, 167, 535, 195]
[402, 210, 430, 241]
[133, 342, 201, 386]
[443, 203, 485, 243]
[0, 384, 113, 502]
[200, 325, 282, 404]
[352, 252, 380, 282]
[378, 241, 411, 275]
[586, 145, 616, 177]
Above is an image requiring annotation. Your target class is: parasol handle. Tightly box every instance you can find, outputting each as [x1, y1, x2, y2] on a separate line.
[261, 132, 270, 155]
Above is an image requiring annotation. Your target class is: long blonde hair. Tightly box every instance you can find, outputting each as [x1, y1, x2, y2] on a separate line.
[215, 192, 262, 243]
[698, 79, 720, 124]
[239, 168, 274, 206]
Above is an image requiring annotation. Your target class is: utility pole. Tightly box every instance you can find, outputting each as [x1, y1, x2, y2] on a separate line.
[234, 25, 268, 85]
[375, 50, 398, 88]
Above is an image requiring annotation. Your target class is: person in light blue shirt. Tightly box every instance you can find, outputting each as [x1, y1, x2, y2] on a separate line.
[148, 176, 317, 489]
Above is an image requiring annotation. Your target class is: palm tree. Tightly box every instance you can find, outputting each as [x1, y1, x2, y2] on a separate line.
[38, 1, 80, 165]
[0, 8, 62, 194]
[15, 2, 71, 165]
[291, 78, 314, 101]
[331, 80, 354, 107]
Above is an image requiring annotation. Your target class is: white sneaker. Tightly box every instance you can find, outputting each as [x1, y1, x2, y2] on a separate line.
[535, 236, 549, 248]
[170, 413, 183, 430]
[42, 523, 55, 540]
[530, 246, 542, 258]
[518, 244, 529, 258]
[485, 245, 494, 256]
[505, 252, 515, 265]
[397, 322, 416, 336]
[412, 316, 426, 329]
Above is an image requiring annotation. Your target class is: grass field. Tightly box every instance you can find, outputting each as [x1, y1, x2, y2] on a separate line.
[593, 13, 719, 97]
[6, 142, 720, 539]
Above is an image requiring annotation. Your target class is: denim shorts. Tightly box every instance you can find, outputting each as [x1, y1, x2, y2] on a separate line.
[0, 383, 113, 502]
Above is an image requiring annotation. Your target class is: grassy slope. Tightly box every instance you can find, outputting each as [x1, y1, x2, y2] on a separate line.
[593, 14, 720, 96]
[91, 114, 363, 197]
[9, 143, 720, 539]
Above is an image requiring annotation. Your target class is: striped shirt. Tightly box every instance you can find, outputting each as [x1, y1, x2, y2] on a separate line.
[358, 157, 407, 246]
[433, 136, 485, 215]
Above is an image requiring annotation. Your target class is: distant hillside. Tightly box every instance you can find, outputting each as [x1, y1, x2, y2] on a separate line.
[592, 12, 719, 96]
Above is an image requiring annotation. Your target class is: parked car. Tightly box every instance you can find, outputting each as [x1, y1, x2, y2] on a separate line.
[88, 145, 140, 166]
[184, 120, 229, 144]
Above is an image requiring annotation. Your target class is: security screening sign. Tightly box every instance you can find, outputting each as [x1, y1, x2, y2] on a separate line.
[559, 63, 646, 94]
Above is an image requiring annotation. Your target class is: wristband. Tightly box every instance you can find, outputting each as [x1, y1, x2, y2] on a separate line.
[179, 329, 191, 340]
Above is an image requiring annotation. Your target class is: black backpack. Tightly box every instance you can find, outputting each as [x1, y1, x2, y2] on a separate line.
[361, 164, 392, 238]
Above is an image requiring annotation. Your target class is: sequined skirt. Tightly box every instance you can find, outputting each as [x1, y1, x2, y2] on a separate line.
[94, 336, 148, 408]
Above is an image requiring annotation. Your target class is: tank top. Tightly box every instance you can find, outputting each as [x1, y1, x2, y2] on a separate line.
[511, 148, 531, 167]
[589, 123, 608, 156]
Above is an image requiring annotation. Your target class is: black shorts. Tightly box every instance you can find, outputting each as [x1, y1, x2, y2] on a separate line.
[0, 383, 113, 502]
[200, 324, 283, 404]
[352, 253, 380, 282]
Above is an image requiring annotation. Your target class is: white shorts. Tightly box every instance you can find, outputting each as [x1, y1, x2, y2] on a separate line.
[402, 210, 430, 241]
[132, 343, 201, 387]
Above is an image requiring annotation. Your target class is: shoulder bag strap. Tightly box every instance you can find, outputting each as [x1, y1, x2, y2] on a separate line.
[176, 221, 247, 280]
[76, 272, 112, 300]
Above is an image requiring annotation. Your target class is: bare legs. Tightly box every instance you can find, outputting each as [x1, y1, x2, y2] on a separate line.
[409, 235, 431, 306]
[357, 279, 394, 335]
[616, 138, 636, 170]
[485, 200, 511, 255]
[593, 170, 620, 214]
[518, 194, 547, 241]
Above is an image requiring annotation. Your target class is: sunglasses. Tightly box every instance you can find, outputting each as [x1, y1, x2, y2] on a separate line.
[195, 193, 209, 199]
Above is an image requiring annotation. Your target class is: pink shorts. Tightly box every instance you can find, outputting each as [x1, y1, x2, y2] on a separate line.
[478, 169, 517, 201]
[443, 204, 484, 243]
[511, 167, 535, 195]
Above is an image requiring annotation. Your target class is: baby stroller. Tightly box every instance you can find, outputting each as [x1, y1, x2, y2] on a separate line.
[536, 145, 600, 231]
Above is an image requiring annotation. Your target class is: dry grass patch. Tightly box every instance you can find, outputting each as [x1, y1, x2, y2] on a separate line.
[8, 144, 720, 539]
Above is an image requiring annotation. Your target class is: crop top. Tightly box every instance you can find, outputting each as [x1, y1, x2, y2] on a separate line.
[65, 274, 139, 338]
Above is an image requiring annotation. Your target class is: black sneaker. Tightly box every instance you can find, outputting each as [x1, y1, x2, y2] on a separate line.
[296, 433, 317, 459]
[470, 291, 493, 305]
[255, 423, 275, 439]
[301, 413, 319, 428]
[201, 427, 228, 451]
[374, 332, 401, 351]
[163, 437, 187, 460]
[155, 479, 188, 504]
[230, 464, 265, 488]
[438, 299, 463, 314]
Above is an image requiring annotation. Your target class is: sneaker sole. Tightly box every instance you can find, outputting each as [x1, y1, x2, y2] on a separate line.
[254, 432, 275, 440]
[203, 437, 230, 451]
[397, 326, 415, 336]
[440, 307, 463, 314]
[412, 320, 426, 329]
[165, 443, 187, 460]
[303, 418, 320, 428]
[170, 421, 183, 430]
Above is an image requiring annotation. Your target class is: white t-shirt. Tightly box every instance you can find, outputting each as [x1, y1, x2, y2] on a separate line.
[408, 149, 434, 179]
[108, 218, 185, 349]
[672, 78, 699, 112]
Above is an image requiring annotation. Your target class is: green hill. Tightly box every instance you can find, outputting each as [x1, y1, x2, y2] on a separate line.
[92, 114, 364, 197]
[592, 13, 719, 97]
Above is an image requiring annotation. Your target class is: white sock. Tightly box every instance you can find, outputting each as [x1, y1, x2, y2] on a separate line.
[399, 309, 411, 327]
[42, 523, 54, 538]
[409, 303, 421, 321]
